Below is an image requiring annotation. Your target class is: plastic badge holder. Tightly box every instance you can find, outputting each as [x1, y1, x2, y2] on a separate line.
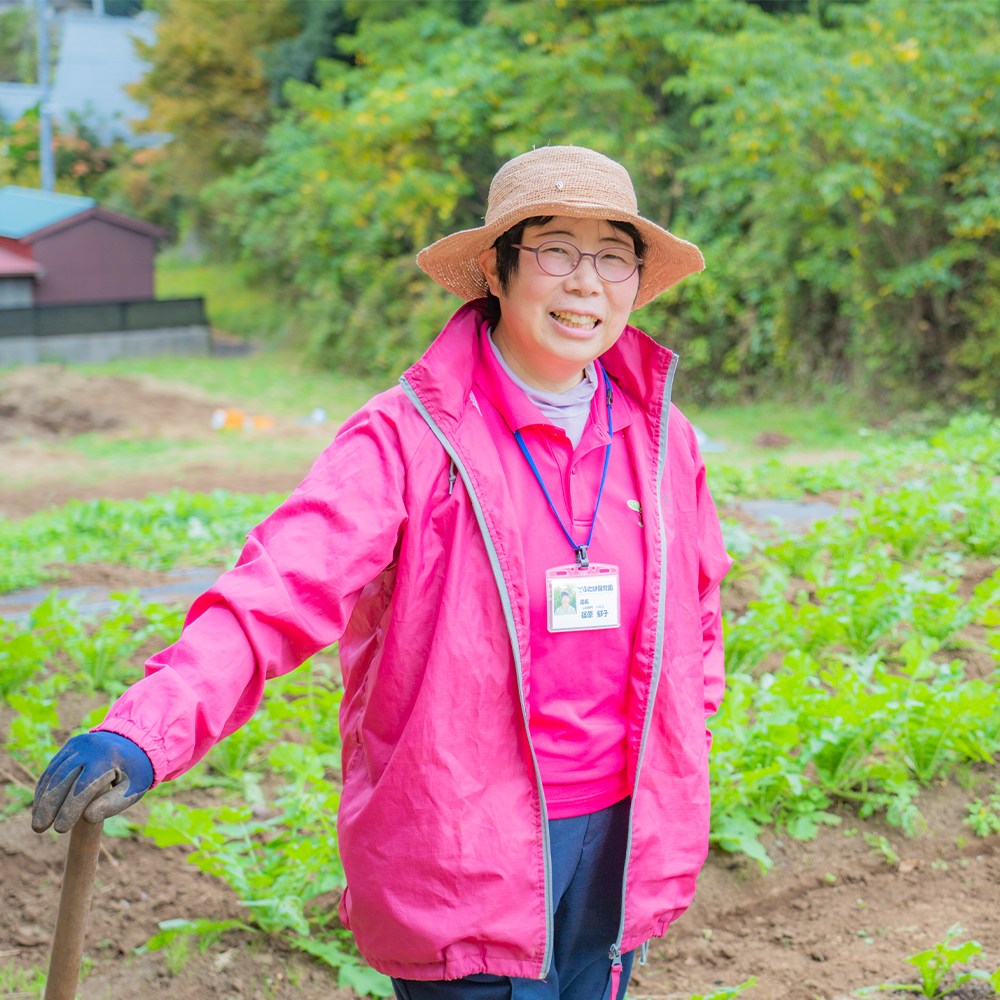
[546, 564, 621, 633]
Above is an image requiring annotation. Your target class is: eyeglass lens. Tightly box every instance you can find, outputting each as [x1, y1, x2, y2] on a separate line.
[533, 241, 638, 282]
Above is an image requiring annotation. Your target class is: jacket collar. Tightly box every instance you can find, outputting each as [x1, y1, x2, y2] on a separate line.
[403, 300, 675, 430]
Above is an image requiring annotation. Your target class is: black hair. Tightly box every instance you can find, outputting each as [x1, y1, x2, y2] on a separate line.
[481, 216, 647, 324]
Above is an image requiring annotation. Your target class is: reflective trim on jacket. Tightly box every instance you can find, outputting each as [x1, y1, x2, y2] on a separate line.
[96, 300, 732, 981]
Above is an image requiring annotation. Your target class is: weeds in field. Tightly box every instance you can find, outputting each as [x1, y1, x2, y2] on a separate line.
[141, 918, 251, 975]
[687, 978, 757, 1000]
[0, 962, 46, 997]
[3, 414, 1000, 988]
[864, 834, 900, 867]
[854, 923, 1000, 997]
[0, 489, 281, 594]
[963, 785, 1000, 837]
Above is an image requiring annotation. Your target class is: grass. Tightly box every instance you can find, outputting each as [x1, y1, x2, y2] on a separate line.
[155, 248, 887, 464]
[155, 249, 291, 343]
[60, 426, 333, 479]
[0, 349, 387, 497]
[0, 961, 46, 996]
[684, 398, 872, 463]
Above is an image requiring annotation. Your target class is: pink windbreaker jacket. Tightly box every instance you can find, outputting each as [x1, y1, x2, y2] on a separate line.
[98, 300, 732, 982]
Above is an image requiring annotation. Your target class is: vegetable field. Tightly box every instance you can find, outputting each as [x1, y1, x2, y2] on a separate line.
[1, 413, 999, 999]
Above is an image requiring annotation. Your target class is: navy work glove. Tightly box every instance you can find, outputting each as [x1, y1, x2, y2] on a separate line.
[31, 732, 154, 834]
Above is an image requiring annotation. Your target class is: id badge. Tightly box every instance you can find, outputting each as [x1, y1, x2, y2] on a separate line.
[546, 564, 621, 632]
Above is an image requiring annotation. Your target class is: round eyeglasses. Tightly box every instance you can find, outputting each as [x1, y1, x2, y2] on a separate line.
[512, 240, 642, 283]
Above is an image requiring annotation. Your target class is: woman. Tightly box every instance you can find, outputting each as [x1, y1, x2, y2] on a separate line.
[32, 146, 731, 1000]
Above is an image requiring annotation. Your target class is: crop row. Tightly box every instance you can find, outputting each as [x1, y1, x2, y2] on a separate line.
[1, 414, 1000, 988]
[714, 416, 1000, 864]
[0, 490, 283, 594]
[0, 591, 391, 994]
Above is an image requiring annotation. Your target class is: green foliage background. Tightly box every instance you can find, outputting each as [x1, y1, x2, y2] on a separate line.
[6, 0, 999, 404]
[193, 0, 1000, 405]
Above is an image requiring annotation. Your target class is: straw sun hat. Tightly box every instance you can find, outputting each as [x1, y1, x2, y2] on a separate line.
[416, 145, 704, 310]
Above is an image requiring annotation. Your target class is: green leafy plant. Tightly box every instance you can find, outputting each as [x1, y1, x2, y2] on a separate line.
[854, 923, 1000, 997]
[5, 688, 60, 776]
[963, 786, 1000, 837]
[709, 415, 1000, 867]
[688, 978, 758, 1000]
[0, 960, 46, 997]
[142, 918, 252, 969]
[863, 834, 900, 867]
[56, 592, 171, 695]
[139, 660, 388, 995]
[0, 489, 281, 594]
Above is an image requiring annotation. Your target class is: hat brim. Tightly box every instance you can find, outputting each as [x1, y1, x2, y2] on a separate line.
[416, 202, 704, 310]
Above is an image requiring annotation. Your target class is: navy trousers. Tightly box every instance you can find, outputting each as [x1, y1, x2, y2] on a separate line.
[392, 797, 634, 1000]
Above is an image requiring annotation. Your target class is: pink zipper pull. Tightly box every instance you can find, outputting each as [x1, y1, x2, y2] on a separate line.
[608, 944, 623, 999]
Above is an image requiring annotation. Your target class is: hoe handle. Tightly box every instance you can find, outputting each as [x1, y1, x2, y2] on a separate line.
[44, 817, 104, 1000]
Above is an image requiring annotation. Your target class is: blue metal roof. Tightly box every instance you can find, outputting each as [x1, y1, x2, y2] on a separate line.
[0, 186, 96, 239]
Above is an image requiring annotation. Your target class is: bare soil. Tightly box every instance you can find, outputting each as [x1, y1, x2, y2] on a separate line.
[0, 777, 996, 1000]
[0, 367, 216, 442]
[42, 562, 180, 591]
[0, 807, 357, 1000]
[0, 367, 325, 518]
[657, 788, 1000, 1000]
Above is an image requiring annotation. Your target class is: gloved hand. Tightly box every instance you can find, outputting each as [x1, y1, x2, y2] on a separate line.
[31, 732, 154, 834]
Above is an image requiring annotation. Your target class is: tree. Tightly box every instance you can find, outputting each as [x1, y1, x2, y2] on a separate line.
[0, 107, 132, 197]
[209, 0, 712, 374]
[0, 6, 36, 84]
[669, 0, 1000, 402]
[130, 0, 298, 193]
[205, 0, 1000, 405]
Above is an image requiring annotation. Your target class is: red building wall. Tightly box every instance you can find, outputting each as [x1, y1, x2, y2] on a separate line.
[31, 216, 156, 305]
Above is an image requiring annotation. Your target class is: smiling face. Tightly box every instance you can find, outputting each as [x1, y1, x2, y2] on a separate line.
[479, 216, 641, 393]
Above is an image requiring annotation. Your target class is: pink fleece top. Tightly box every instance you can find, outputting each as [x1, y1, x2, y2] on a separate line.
[473, 327, 645, 819]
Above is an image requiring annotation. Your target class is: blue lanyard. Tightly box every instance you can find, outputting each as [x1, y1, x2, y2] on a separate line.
[513, 362, 613, 569]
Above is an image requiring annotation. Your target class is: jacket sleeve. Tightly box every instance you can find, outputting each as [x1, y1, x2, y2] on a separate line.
[693, 440, 732, 719]
[95, 398, 413, 784]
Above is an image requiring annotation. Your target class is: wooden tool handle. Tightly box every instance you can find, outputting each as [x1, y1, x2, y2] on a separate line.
[44, 817, 104, 1000]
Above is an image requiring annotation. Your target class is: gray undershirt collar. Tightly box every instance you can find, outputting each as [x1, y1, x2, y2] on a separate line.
[489, 331, 597, 448]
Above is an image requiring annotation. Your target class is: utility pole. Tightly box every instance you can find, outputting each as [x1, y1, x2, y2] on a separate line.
[93, 0, 104, 15]
[36, 0, 54, 192]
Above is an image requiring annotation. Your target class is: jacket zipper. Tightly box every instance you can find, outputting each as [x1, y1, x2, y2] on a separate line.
[608, 352, 680, 972]
[400, 376, 555, 979]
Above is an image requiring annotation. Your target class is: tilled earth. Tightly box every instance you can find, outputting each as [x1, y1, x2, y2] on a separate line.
[1, 371, 998, 998]
[0, 782, 997, 1000]
[1, 552, 998, 1000]
[0, 366, 331, 518]
[0, 367, 216, 443]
